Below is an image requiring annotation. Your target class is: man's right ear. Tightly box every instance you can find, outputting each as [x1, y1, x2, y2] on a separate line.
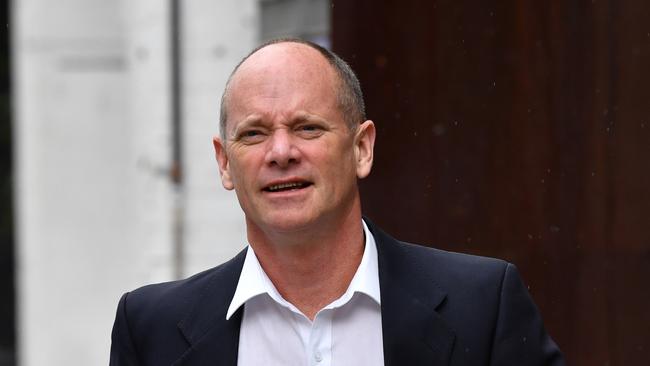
[213, 136, 235, 190]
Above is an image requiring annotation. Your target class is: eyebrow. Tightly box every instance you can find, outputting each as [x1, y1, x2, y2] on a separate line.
[228, 115, 265, 138]
[289, 112, 330, 126]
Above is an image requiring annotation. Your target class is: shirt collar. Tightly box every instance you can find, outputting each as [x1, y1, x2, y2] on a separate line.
[226, 219, 381, 319]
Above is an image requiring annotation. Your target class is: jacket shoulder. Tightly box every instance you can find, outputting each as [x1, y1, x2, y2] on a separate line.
[402, 240, 508, 279]
[123, 249, 246, 327]
[112, 248, 246, 360]
[381, 234, 511, 293]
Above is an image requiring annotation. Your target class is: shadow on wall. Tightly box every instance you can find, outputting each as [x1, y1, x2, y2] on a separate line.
[0, 1, 15, 365]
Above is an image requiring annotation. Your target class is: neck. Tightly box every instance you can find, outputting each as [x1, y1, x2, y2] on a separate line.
[246, 200, 365, 320]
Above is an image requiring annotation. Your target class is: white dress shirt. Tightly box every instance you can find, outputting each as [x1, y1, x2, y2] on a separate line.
[226, 220, 384, 366]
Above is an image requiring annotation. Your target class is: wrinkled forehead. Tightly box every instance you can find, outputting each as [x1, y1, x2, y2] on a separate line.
[223, 43, 341, 125]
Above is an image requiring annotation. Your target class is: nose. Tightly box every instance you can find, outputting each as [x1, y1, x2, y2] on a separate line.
[264, 129, 300, 168]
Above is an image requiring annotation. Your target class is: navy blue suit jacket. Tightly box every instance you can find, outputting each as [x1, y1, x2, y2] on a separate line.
[110, 220, 565, 365]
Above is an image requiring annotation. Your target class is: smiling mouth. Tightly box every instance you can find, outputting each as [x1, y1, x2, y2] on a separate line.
[263, 181, 312, 192]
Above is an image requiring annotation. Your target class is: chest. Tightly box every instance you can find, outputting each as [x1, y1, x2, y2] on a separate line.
[236, 294, 384, 366]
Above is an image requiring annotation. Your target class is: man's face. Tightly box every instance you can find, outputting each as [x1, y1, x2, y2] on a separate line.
[213, 43, 375, 233]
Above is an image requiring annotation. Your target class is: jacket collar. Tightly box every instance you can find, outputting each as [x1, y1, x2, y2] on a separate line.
[173, 248, 247, 366]
[367, 218, 456, 366]
[172, 219, 456, 365]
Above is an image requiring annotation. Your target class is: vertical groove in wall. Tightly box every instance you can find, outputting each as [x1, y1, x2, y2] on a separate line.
[170, 0, 184, 279]
[3, 0, 16, 364]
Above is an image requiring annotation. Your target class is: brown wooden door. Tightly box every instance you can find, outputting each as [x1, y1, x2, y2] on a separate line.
[333, 1, 650, 364]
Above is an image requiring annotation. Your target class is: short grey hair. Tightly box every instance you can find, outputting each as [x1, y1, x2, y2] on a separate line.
[219, 38, 366, 139]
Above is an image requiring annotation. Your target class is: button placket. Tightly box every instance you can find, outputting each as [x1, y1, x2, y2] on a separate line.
[308, 309, 333, 366]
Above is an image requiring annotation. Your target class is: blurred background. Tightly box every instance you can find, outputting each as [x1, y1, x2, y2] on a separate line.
[2, 0, 649, 365]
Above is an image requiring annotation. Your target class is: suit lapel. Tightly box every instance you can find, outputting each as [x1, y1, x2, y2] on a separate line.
[173, 249, 247, 366]
[368, 220, 457, 366]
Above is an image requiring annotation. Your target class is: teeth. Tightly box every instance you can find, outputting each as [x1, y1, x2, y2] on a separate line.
[267, 182, 304, 191]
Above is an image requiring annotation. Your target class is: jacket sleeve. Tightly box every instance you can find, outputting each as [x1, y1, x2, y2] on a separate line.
[490, 264, 566, 366]
[110, 292, 141, 366]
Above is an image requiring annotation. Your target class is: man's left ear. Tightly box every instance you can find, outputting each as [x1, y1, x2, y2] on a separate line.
[354, 120, 376, 179]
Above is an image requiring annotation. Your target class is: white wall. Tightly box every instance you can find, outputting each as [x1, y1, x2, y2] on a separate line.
[12, 1, 257, 365]
[125, 0, 176, 285]
[13, 1, 133, 365]
[180, 0, 255, 276]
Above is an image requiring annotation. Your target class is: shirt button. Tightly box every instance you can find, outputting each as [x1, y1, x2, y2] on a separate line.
[314, 351, 323, 362]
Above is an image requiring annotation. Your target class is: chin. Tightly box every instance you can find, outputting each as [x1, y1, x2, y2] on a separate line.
[258, 211, 320, 233]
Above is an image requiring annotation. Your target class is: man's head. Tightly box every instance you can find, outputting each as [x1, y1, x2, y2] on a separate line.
[213, 40, 375, 233]
[219, 38, 366, 140]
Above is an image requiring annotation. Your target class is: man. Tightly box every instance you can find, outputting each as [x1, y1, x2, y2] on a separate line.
[110, 39, 565, 365]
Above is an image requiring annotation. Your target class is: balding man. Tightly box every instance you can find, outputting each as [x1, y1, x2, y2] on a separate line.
[110, 39, 565, 366]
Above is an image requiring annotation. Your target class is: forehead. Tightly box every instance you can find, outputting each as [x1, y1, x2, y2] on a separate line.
[225, 43, 340, 123]
[234, 42, 336, 86]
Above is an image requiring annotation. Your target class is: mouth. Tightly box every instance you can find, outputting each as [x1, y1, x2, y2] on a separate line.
[263, 181, 313, 193]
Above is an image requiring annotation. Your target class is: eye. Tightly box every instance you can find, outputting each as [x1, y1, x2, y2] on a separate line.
[296, 124, 325, 138]
[236, 129, 266, 143]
